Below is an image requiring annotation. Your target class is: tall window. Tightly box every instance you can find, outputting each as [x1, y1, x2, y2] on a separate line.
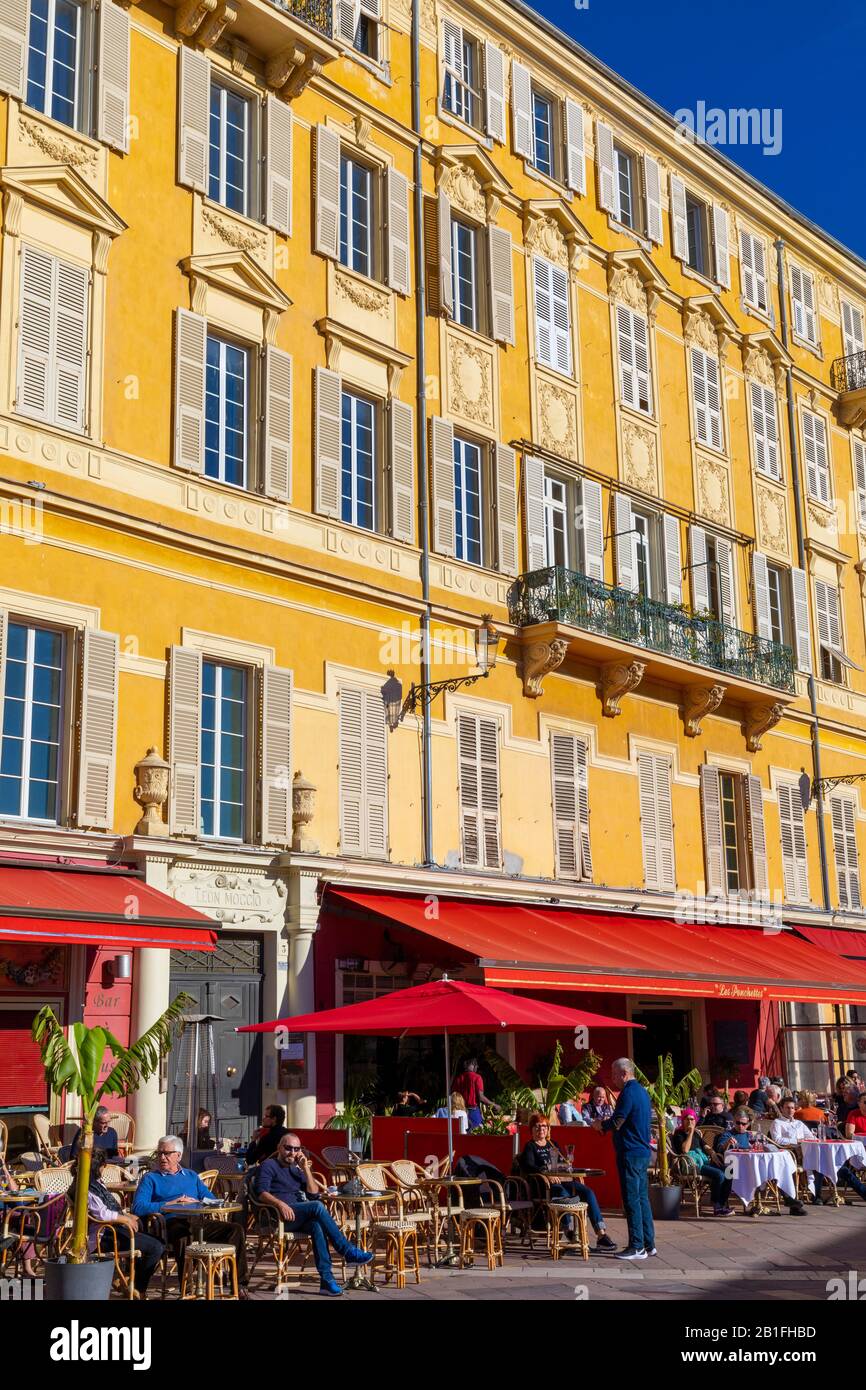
[454, 436, 483, 566]
[614, 145, 636, 230]
[790, 265, 818, 345]
[209, 83, 250, 215]
[341, 390, 376, 531]
[204, 335, 248, 487]
[443, 29, 480, 127]
[616, 304, 652, 414]
[451, 219, 479, 331]
[27, 0, 82, 130]
[533, 256, 571, 375]
[766, 564, 789, 648]
[719, 772, 743, 893]
[544, 474, 569, 568]
[740, 230, 769, 314]
[201, 661, 247, 840]
[685, 193, 710, 277]
[339, 156, 373, 277]
[0, 623, 64, 823]
[532, 91, 554, 177]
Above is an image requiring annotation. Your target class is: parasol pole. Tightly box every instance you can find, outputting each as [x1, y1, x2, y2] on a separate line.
[435, 1023, 459, 1266]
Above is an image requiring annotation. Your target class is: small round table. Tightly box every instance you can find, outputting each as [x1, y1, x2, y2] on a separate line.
[327, 1192, 395, 1292]
[161, 1201, 243, 1297]
[725, 1149, 797, 1210]
[799, 1139, 866, 1204]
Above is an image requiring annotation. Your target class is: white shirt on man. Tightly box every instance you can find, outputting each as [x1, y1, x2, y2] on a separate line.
[770, 1117, 813, 1145]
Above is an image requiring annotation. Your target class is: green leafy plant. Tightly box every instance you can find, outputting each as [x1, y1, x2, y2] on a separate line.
[31, 992, 193, 1265]
[635, 1054, 703, 1187]
[484, 1040, 602, 1121]
[324, 1081, 374, 1153]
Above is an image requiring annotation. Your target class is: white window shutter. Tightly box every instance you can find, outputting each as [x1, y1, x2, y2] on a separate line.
[386, 168, 410, 296]
[458, 713, 481, 867]
[523, 454, 545, 571]
[801, 269, 817, 343]
[699, 764, 725, 895]
[746, 774, 769, 897]
[534, 256, 553, 367]
[488, 225, 515, 346]
[173, 309, 206, 474]
[752, 552, 772, 640]
[740, 231, 756, 306]
[442, 17, 462, 74]
[639, 751, 675, 891]
[564, 99, 585, 194]
[712, 203, 730, 288]
[178, 46, 210, 192]
[363, 688, 388, 858]
[0, 0, 28, 97]
[478, 716, 501, 869]
[430, 416, 456, 556]
[265, 96, 293, 236]
[803, 412, 830, 503]
[750, 380, 779, 480]
[779, 782, 810, 903]
[831, 797, 861, 911]
[842, 300, 865, 357]
[437, 189, 454, 317]
[388, 398, 414, 543]
[752, 235, 768, 311]
[17, 244, 54, 422]
[97, 1, 130, 153]
[614, 492, 636, 592]
[574, 737, 592, 880]
[691, 347, 722, 450]
[551, 733, 591, 879]
[550, 264, 572, 375]
[314, 366, 342, 519]
[581, 477, 605, 581]
[261, 665, 293, 847]
[53, 260, 89, 433]
[716, 536, 736, 627]
[791, 566, 813, 674]
[595, 121, 616, 213]
[663, 513, 682, 605]
[315, 124, 341, 259]
[617, 304, 651, 413]
[485, 42, 506, 143]
[337, 0, 360, 45]
[339, 686, 364, 854]
[690, 525, 709, 612]
[854, 438, 866, 531]
[263, 346, 292, 502]
[169, 645, 202, 835]
[511, 61, 533, 159]
[669, 175, 688, 261]
[495, 443, 518, 577]
[643, 155, 663, 244]
[76, 629, 118, 831]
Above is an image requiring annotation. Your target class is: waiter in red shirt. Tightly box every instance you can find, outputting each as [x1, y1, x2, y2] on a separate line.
[453, 1057, 500, 1129]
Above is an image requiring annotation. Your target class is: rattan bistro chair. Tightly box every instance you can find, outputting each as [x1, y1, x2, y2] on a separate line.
[107, 1112, 136, 1157]
[244, 1170, 319, 1291]
[90, 1216, 139, 1299]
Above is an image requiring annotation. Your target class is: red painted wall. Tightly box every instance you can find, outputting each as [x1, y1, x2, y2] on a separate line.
[82, 947, 134, 1113]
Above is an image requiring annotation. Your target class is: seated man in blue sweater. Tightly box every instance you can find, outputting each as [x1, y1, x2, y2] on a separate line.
[257, 1132, 373, 1296]
[132, 1135, 248, 1285]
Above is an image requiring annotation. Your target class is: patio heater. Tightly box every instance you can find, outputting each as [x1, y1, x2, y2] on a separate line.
[168, 1012, 222, 1159]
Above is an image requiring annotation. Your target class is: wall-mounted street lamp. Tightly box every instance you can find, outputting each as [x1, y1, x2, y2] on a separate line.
[382, 615, 502, 732]
[799, 768, 866, 812]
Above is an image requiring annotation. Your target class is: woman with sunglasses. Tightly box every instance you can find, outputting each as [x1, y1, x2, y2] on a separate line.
[672, 1109, 732, 1215]
[519, 1113, 616, 1252]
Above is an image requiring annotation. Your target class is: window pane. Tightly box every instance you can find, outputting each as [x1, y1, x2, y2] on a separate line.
[339, 158, 372, 277]
[27, 0, 80, 129]
[0, 623, 64, 822]
[204, 336, 247, 487]
[451, 221, 477, 331]
[200, 663, 247, 839]
[209, 84, 248, 215]
[454, 438, 483, 566]
[532, 93, 553, 176]
[341, 392, 376, 531]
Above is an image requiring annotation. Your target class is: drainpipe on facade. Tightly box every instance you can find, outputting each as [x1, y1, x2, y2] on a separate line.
[412, 0, 434, 867]
[774, 237, 832, 912]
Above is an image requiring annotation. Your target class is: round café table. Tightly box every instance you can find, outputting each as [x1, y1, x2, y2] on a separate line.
[161, 1200, 243, 1298]
[326, 1191, 396, 1291]
[800, 1139, 866, 1204]
[725, 1148, 797, 1210]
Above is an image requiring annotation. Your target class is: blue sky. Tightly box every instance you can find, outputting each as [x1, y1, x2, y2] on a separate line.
[532, 0, 866, 261]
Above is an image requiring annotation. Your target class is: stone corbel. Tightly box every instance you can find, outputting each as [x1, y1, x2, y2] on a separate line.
[189, 272, 208, 316]
[3, 189, 23, 238]
[645, 289, 660, 323]
[323, 332, 342, 373]
[598, 660, 646, 718]
[485, 192, 502, 225]
[743, 701, 785, 753]
[386, 361, 404, 397]
[353, 115, 372, 149]
[282, 53, 323, 99]
[521, 639, 569, 698]
[263, 307, 281, 346]
[92, 230, 111, 276]
[230, 43, 249, 75]
[175, 0, 217, 37]
[682, 683, 726, 737]
[198, 0, 236, 47]
[266, 46, 305, 90]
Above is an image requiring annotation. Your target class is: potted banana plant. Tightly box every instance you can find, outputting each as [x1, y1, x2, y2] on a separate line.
[635, 1054, 703, 1220]
[32, 991, 192, 1300]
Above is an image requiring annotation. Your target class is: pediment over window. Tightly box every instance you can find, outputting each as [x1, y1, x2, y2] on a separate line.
[523, 199, 591, 273]
[606, 247, 669, 320]
[434, 144, 511, 223]
[682, 293, 740, 355]
[741, 329, 790, 390]
[181, 250, 291, 342]
[1, 164, 126, 241]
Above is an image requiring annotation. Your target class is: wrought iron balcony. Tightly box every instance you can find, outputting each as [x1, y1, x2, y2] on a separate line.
[831, 350, 866, 394]
[509, 566, 795, 694]
[267, 0, 333, 37]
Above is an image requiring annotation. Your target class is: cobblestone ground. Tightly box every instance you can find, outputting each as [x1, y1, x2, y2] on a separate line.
[248, 1201, 866, 1301]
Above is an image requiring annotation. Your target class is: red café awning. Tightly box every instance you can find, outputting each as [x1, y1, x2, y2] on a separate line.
[794, 924, 866, 961]
[0, 863, 217, 950]
[326, 889, 866, 1007]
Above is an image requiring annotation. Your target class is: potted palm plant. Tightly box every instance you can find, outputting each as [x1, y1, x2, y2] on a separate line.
[635, 1053, 703, 1220]
[484, 1040, 602, 1121]
[31, 991, 193, 1300]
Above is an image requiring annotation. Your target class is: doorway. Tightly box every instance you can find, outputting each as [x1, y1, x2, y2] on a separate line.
[632, 1008, 692, 1081]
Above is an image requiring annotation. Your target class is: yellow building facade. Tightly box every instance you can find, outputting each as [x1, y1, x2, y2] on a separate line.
[1, 0, 866, 1145]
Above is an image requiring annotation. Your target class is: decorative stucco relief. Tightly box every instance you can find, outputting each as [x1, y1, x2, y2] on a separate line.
[697, 455, 731, 527]
[622, 419, 658, 495]
[756, 482, 789, 557]
[525, 216, 569, 270]
[448, 335, 494, 427]
[538, 379, 577, 460]
[441, 164, 486, 222]
[200, 205, 269, 266]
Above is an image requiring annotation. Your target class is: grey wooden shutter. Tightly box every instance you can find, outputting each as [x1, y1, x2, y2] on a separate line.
[690, 525, 709, 612]
[614, 492, 636, 592]
[669, 175, 688, 261]
[831, 797, 861, 911]
[17, 244, 54, 422]
[595, 121, 616, 213]
[803, 412, 830, 503]
[747, 774, 769, 897]
[178, 46, 210, 193]
[495, 443, 518, 576]
[53, 259, 89, 433]
[712, 203, 730, 288]
[488, 226, 515, 346]
[430, 416, 455, 557]
[315, 124, 341, 260]
[791, 566, 813, 674]
[564, 99, 585, 194]
[551, 733, 591, 879]
[854, 438, 866, 531]
[261, 664, 293, 847]
[750, 380, 779, 479]
[437, 189, 454, 316]
[337, 0, 359, 44]
[523, 454, 546, 571]
[581, 478, 605, 582]
[485, 41, 506, 143]
[389, 398, 414, 542]
[173, 309, 207, 474]
[0, 0, 28, 97]
[314, 366, 342, 519]
[263, 346, 292, 502]
[387, 168, 410, 295]
[459, 714, 500, 870]
[716, 536, 736, 627]
[699, 764, 725, 895]
[639, 751, 675, 891]
[663, 513, 682, 605]
[76, 629, 118, 831]
[478, 716, 501, 868]
[511, 61, 533, 158]
[363, 688, 388, 858]
[778, 781, 809, 904]
[752, 552, 772, 640]
[97, 1, 130, 153]
[265, 96, 293, 236]
[169, 645, 202, 835]
[643, 155, 663, 244]
[740, 231, 757, 306]
[339, 685, 364, 854]
[691, 346, 722, 450]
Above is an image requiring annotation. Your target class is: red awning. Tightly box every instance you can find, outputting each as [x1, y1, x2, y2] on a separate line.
[0, 864, 217, 950]
[794, 925, 866, 961]
[326, 889, 866, 1006]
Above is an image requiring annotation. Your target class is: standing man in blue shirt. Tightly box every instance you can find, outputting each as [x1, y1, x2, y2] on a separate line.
[591, 1057, 655, 1261]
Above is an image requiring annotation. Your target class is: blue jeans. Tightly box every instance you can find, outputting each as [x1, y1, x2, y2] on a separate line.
[550, 1181, 603, 1231]
[467, 1106, 483, 1128]
[616, 1148, 655, 1252]
[694, 1161, 733, 1209]
[285, 1200, 354, 1283]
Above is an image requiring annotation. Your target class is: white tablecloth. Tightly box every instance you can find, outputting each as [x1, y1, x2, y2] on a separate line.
[799, 1139, 866, 1182]
[726, 1149, 797, 1205]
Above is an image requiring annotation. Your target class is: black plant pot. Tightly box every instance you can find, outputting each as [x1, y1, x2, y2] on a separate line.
[649, 1183, 682, 1220]
[44, 1257, 115, 1301]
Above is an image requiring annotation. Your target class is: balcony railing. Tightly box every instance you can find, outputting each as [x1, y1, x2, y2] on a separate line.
[508, 566, 796, 693]
[831, 350, 866, 394]
[267, 0, 333, 37]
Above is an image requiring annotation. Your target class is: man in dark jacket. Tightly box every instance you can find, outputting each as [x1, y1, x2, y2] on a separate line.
[245, 1105, 288, 1165]
[592, 1058, 655, 1261]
